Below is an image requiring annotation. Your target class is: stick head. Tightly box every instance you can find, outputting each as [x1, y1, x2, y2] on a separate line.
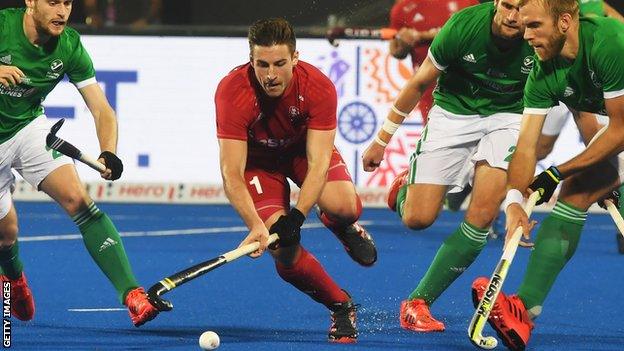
[326, 27, 343, 47]
[49, 118, 65, 137]
[471, 334, 498, 349]
[147, 282, 174, 311]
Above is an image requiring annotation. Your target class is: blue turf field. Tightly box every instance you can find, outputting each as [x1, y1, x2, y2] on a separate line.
[10, 202, 624, 350]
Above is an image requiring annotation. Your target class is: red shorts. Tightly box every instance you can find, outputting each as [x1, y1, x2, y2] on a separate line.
[245, 148, 353, 221]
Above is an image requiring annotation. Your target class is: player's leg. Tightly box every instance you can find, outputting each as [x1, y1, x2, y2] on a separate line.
[246, 167, 358, 343]
[476, 162, 620, 351]
[14, 116, 157, 326]
[0, 192, 35, 321]
[300, 150, 376, 266]
[399, 107, 494, 332]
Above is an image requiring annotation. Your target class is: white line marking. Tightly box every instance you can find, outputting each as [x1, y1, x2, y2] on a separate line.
[21, 221, 375, 242]
[68, 308, 126, 312]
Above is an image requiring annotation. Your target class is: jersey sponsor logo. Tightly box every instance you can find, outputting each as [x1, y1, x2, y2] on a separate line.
[462, 53, 477, 63]
[255, 137, 295, 148]
[521, 56, 534, 74]
[50, 59, 64, 72]
[564, 86, 575, 97]
[0, 85, 36, 98]
[0, 55, 11, 65]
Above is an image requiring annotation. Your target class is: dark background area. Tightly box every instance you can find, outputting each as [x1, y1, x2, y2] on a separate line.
[0, 0, 622, 35]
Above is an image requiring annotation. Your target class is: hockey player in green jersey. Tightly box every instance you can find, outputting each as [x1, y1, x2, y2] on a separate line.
[362, 0, 534, 333]
[0, 1, 158, 326]
[472, 0, 624, 349]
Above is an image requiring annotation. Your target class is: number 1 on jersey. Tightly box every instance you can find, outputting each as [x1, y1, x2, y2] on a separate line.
[249, 175, 263, 194]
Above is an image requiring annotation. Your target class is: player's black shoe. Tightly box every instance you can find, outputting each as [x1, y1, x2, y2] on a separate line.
[335, 222, 377, 266]
[328, 299, 358, 343]
[316, 207, 377, 266]
[445, 184, 472, 212]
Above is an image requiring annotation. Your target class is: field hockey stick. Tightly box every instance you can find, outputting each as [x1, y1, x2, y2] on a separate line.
[604, 200, 624, 238]
[147, 233, 279, 311]
[468, 191, 541, 349]
[326, 26, 397, 47]
[46, 118, 106, 173]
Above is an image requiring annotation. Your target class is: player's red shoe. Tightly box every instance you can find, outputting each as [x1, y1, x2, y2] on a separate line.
[1, 273, 35, 321]
[328, 299, 358, 343]
[125, 287, 159, 327]
[471, 277, 534, 351]
[387, 169, 409, 212]
[399, 299, 445, 332]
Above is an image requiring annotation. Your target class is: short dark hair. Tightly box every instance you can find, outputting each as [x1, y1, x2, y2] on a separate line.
[248, 18, 296, 54]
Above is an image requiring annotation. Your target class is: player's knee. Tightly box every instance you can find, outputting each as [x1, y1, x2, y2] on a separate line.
[465, 206, 499, 228]
[402, 211, 435, 230]
[324, 198, 361, 225]
[59, 190, 90, 215]
[0, 223, 18, 246]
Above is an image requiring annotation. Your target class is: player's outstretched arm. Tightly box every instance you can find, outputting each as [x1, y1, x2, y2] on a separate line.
[362, 56, 441, 171]
[296, 128, 336, 216]
[218, 138, 269, 258]
[79, 83, 122, 180]
[557, 95, 624, 178]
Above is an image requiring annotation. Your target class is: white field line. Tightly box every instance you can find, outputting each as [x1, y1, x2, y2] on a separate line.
[20, 220, 376, 242]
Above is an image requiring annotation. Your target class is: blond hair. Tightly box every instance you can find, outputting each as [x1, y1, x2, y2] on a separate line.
[518, 0, 579, 21]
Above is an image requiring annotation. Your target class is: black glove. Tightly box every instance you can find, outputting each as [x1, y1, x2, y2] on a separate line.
[99, 151, 124, 180]
[269, 208, 305, 249]
[599, 189, 620, 210]
[529, 166, 562, 205]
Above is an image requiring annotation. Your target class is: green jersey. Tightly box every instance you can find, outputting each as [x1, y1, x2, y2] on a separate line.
[0, 8, 95, 144]
[579, 0, 605, 17]
[428, 2, 534, 116]
[523, 17, 624, 116]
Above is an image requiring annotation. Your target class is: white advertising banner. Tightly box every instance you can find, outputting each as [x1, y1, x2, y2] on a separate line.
[40, 35, 585, 188]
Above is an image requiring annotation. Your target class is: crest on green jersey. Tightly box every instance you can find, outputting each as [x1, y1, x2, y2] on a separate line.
[50, 59, 63, 72]
[521, 56, 534, 74]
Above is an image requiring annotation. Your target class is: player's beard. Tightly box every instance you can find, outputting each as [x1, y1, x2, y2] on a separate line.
[535, 29, 566, 61]
[33, 14, 65, 38]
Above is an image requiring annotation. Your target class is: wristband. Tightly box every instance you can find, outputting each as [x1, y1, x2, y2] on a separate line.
[374, 135, 388, 147]
[504, 189, 524, 211]
[382, 118, 400, 135]
[391, 105, 410, 118]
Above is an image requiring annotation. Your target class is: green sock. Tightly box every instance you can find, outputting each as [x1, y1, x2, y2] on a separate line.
[518, 200, 585, 318]
[618, 184, 624, 218]
[73, 203, 139, 304]
[0, 241, 23, 280]
[396, 185, 408, 217]
[409, 221, 488, 305]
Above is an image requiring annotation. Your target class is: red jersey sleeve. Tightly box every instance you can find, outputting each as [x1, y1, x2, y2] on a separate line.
[389, 1, 406, 30]
[305, 65, 337, 130]
[214, 67, 255, 141]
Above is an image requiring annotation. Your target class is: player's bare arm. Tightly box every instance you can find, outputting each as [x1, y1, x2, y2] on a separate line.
[362, 56, 441, 171]
[505, 113, 546, 242]
[0, 65, 25, 87]
[296, 128, 336, 215]
[604, 1, 624, 22]
[79, 83, 120, 180]
[556, 95, 624, 178]
[390, 28, 421, 59]
[218, 138, 269, 257]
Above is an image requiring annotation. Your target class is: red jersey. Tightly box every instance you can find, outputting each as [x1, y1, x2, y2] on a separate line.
[215, 61, 337, 167]
[390, 0, 478, 68]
